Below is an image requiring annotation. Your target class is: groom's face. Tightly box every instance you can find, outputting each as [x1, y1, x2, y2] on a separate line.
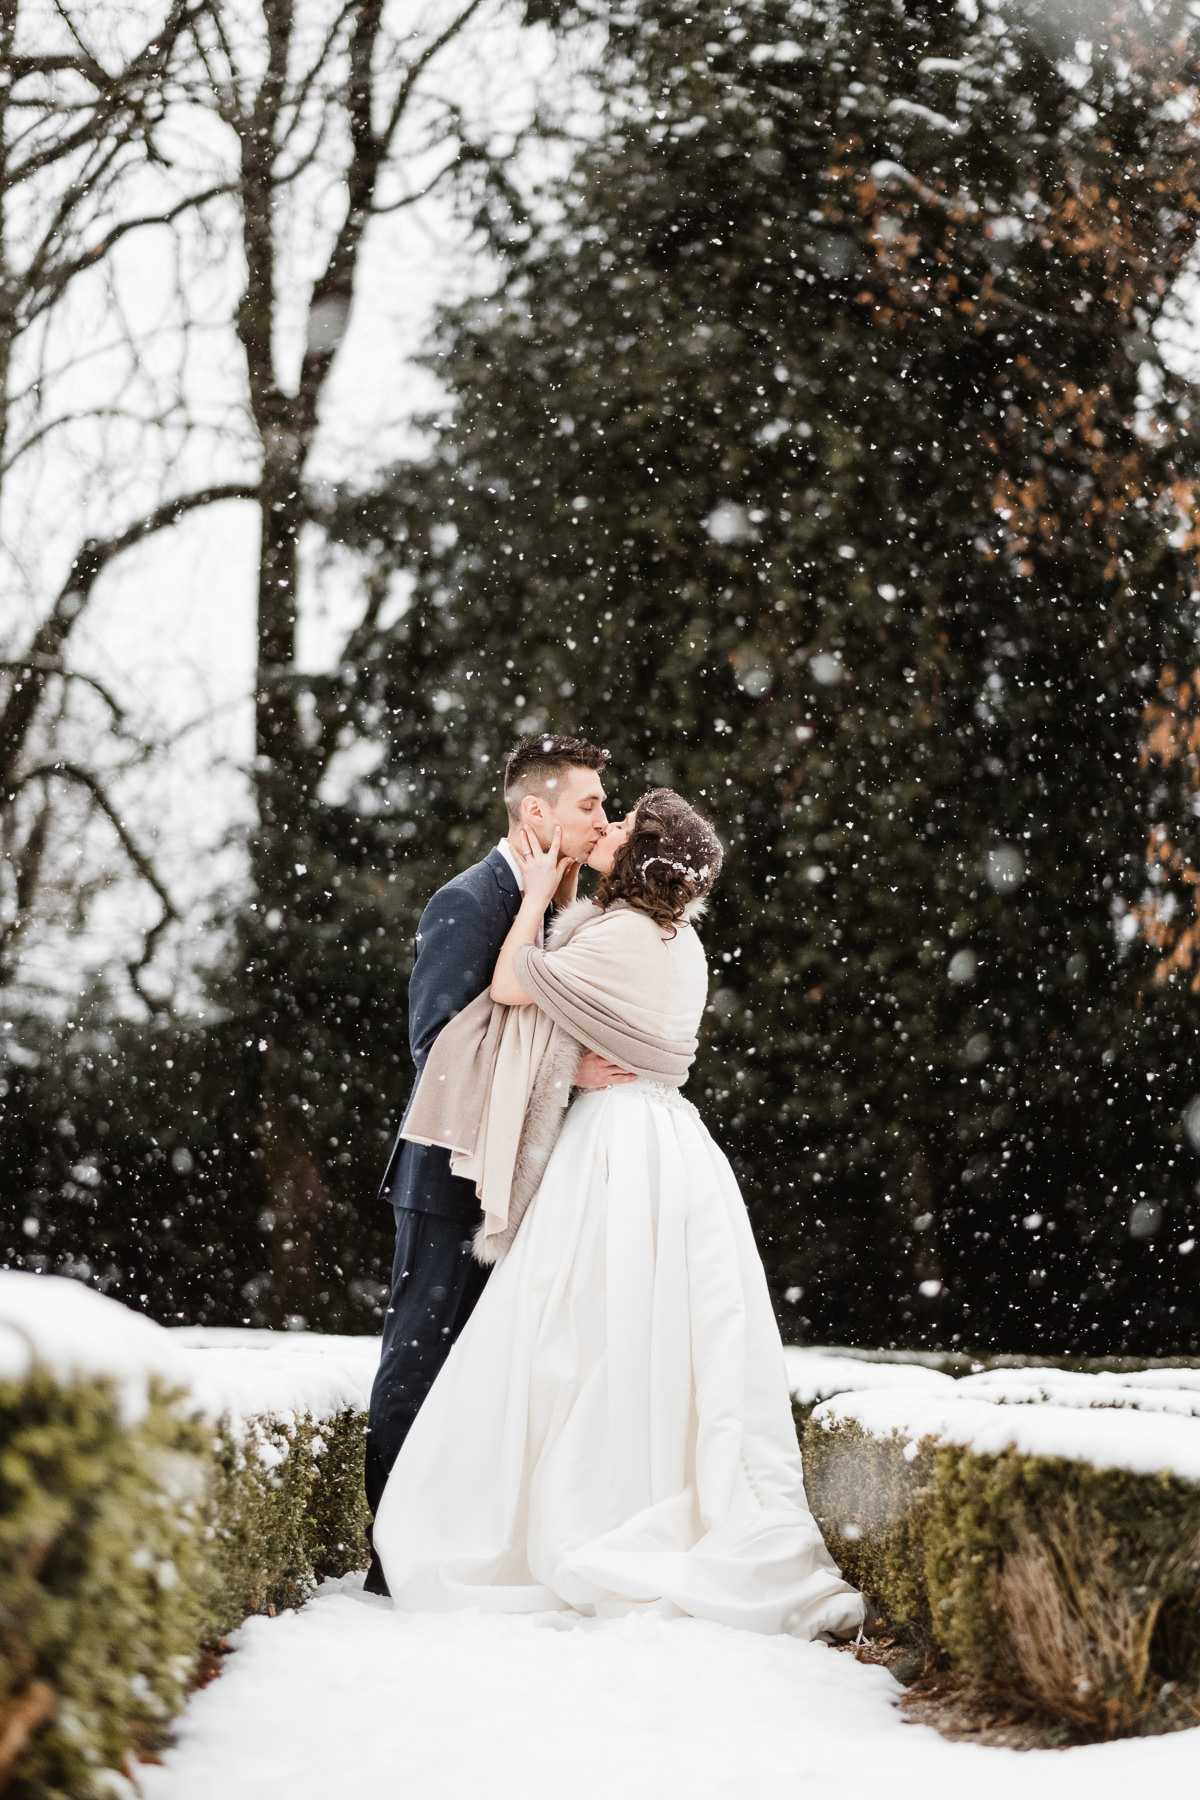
[531, 766, 608, 863]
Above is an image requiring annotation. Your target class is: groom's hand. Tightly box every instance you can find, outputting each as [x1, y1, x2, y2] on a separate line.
[574, 1052, 637, 1089]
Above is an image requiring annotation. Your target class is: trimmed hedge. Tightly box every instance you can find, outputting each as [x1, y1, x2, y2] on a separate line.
[803, 1414, 1200, 1738]
[799, 1415, 938, 1654]
[204, 1405, 370, 1639]
[0, 1371, 369, 1799]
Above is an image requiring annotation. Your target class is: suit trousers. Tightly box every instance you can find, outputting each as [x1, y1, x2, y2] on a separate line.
[365, 1204, 490, 1519]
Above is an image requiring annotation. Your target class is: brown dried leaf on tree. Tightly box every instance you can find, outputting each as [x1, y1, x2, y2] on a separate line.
[1135, 664, 1200, 990]
[0, 1677, 56, 1792]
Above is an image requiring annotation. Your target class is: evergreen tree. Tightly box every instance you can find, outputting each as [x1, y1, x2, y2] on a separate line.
[334, 0, 1200, 1350]
[0, 910, 404, 1330]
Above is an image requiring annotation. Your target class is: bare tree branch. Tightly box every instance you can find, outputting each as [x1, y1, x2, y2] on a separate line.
[0, 0, 535, 1018]
[0, 4, 255, 996]
[382, 0, 490, 149]
[282, 0, 359, 140]
[1, 402, 183, 478]
[0, 483, 256, 806]
[368, 149, 462, 215]
[7, 55, 109, 82]
[11, 759, 178, 1010]
[64, 479, 258, 590]
[23, 182, 235, 325]
[0, 660, 126, 723]
[6, 1, 197, 188]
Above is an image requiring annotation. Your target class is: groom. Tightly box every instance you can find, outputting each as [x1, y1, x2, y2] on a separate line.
[363, 733, 635, 1594]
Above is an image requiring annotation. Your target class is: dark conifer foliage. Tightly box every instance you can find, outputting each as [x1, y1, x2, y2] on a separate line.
[330, 0, 1200, 1350]
[0, 984, 397, 1329]
[8, 0, 1200, 1350]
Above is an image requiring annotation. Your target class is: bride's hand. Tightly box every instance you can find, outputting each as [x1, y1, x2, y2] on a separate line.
[516, 826, 575, 909]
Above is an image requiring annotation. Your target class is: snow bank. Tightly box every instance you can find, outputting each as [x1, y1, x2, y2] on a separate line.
[784, 1347, 956, 1406]
[0, 1272, 379, 1430]
[814, 1387, 1200, 1483]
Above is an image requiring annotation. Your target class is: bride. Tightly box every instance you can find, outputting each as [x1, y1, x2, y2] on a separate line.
[372, 788, 864, 1638]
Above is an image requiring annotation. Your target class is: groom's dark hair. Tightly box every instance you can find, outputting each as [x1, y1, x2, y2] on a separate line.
[503, 734, 609, 822]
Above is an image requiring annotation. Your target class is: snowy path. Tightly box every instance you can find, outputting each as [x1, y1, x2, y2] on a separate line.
[142, 1576, 1200, 1800]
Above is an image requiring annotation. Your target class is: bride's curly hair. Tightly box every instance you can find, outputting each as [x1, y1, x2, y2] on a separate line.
[593, 789, 723, 931]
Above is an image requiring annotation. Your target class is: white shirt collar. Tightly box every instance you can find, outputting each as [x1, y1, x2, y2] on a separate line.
[496, 837, 524, 892]
[496, 838, 544, 947]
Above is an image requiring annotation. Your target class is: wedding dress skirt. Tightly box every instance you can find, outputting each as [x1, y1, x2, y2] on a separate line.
[374, 1080, 864, 1638]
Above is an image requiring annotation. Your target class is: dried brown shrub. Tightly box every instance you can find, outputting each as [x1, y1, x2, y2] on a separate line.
[994, 1501, 1193, 1736]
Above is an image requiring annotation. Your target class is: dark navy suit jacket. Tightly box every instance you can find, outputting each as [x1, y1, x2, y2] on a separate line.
[379, 847, 526, 1222]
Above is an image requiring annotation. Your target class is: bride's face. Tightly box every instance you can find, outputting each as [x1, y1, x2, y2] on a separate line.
[587, 810, 636, 874]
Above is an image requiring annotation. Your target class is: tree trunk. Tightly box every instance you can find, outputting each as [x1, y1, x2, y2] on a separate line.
[260, 1045, 329, 1328]
[250, 460, 335, 1324]
[223, 0, 495, 1323]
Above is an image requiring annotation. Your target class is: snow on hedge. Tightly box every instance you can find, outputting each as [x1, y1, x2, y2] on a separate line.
[954, 1365, 1200, 1416]
[16, 1272, 1200, 1482]
[170, 1326, 378, 1432]
[813, 1386, 1200, 1482]
[0, 1270, 182, 1420]
[0, 1273, 379, 1429]
[783, 1347, 956, 1407]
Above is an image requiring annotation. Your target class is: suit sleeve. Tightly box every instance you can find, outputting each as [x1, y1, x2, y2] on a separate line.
[407, 883, 496, 1070]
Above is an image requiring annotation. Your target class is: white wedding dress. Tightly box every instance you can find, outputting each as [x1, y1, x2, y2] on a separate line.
[374, 1076, 864, 1638]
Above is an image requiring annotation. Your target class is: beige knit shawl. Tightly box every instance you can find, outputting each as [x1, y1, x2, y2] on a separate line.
[400, 899, 707, 1263]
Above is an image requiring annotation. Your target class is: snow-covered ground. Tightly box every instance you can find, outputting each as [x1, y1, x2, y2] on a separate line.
[139, 1574, 1200, 1799]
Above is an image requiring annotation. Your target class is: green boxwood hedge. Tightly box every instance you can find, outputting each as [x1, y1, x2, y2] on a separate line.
[799, 1414, 939, 1653]
[0, 1371, 369, 1800]
[204, 1405, 370, 1640]
[803, 1413, 1200, 1738]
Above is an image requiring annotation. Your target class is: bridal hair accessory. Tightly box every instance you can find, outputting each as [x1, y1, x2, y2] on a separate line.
[638, 855, 713, 884]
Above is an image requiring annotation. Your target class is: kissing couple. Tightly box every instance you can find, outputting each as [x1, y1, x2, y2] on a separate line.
[363, 733, 863, 1637]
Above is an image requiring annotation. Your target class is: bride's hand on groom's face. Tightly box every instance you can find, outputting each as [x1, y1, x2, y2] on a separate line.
[516, 826, 577, 909]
